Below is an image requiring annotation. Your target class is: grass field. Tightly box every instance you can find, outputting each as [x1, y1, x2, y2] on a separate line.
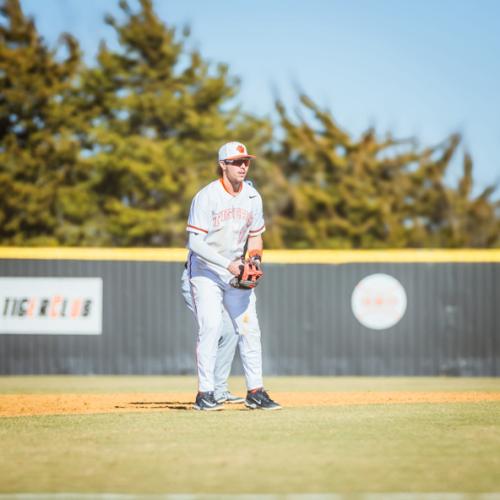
[0, 376, 499, 498]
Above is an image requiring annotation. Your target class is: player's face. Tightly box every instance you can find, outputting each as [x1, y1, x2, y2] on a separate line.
[222, 159, 251, 183]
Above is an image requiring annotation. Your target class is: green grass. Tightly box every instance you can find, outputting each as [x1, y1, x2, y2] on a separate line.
[1, 375, 499, 394]
[1, 377, 499, 494]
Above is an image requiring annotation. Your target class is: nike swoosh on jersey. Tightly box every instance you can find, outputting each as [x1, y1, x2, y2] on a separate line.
[249, 195, 257, 199]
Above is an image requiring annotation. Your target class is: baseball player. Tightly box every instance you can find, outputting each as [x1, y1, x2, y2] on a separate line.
[185, 141, 281, 411]
[180, 267, 243, 404]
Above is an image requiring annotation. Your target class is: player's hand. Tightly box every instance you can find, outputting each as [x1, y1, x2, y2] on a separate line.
[228, 259, 243, 276]
[247, 249, 262, 271]
[250, 255, 262, 272]
[229, 259, 264, 289]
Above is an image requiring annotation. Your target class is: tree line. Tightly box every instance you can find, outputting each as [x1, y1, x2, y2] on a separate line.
[1, 0, 498, 248]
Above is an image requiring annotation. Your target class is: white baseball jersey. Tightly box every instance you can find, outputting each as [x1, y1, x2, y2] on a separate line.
[186, 179, 265, 282]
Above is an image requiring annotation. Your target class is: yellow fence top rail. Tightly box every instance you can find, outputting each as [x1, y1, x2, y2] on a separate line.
[0, 247, 499, 263]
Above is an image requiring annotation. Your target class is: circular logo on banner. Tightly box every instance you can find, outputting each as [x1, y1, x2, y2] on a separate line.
[351, 273, 407, 330]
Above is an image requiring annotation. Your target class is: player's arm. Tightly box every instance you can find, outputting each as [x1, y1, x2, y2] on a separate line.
[247, 234, 263, 257]
[187, 190, 234, 272]
[188, 233, 231, 270]
[189, 233, 242, 277]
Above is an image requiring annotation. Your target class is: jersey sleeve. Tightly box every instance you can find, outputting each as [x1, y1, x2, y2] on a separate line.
[249, 192, 266, 237]
[187, 190, 210, 235]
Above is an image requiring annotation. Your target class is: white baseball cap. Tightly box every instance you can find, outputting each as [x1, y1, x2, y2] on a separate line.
[218, 141, 256, 161]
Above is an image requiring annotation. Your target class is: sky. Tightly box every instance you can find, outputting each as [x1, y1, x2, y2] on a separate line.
[20, 0, 500, 195]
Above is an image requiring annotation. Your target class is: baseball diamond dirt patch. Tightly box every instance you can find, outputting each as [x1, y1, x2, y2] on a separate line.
[1, 391, 499, 417]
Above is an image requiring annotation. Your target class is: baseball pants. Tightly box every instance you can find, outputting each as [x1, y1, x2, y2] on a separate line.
[187, 265, 264, 393]
[181, 268, 239, 399]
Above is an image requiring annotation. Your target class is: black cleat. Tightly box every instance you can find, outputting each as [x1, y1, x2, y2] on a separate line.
[193, 391, 223, 411]
[245, 388, 282, 410]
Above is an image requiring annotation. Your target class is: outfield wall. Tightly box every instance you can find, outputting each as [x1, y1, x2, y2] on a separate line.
[0, 248, 499, 376]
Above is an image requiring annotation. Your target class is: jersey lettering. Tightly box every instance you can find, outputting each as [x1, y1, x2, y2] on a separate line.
[212, 208, 253, 228]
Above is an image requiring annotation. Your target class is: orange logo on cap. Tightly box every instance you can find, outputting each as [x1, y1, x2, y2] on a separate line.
[237, 145, 245, 153]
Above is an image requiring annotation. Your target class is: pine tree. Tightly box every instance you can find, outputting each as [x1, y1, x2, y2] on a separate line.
[0, 0, 86, 245]
[78, 0, 280, 246]
[3, 1, 496, 249]
[274, 94, 499, 248]
[407, 140, 500, 247]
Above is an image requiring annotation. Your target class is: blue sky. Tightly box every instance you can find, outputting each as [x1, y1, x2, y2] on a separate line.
[20, 0, 500, 194]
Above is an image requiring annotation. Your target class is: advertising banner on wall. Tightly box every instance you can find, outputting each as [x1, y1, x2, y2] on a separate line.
[0, 278, 103, 335]
[351, 273, 407, 330]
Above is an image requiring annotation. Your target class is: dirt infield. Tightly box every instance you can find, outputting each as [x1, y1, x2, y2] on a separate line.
[1, 391, 500, 417]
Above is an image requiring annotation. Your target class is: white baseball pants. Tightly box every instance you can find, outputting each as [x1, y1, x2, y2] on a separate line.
[180, 269, 239, 399]
[188, 268, 263, 393]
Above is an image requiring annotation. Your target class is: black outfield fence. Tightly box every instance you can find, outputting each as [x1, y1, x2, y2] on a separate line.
[0, 248, 498, 376]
